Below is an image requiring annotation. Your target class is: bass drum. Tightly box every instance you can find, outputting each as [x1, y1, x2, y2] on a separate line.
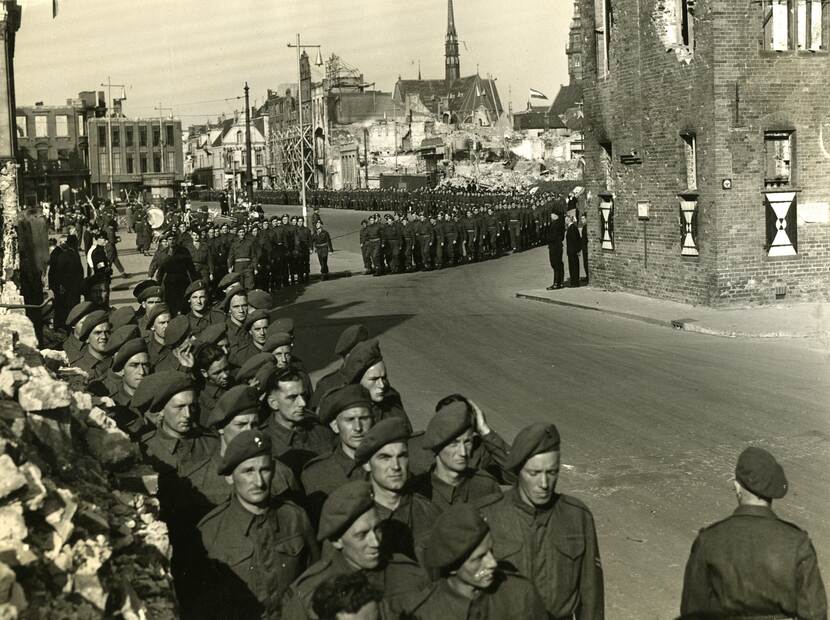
[146, 207, 165, 230]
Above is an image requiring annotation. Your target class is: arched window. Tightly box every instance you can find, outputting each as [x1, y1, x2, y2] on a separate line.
[236, 130, 243, 144]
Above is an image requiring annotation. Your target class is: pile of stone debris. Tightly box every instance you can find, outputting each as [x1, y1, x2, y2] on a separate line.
[0, 312, 176, 619]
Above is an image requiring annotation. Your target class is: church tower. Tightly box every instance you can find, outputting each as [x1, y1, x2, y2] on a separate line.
[445, 0, 460, 82]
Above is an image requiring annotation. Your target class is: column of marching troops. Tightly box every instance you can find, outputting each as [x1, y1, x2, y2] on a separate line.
[54, 253, 827, 620]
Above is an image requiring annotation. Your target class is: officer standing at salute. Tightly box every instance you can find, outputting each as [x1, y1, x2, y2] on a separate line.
[681, 447, 826, 619]
[311, 219, 333, 281]
[198, 430, 319, 620]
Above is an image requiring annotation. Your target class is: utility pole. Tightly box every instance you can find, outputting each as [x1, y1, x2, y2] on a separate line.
[101, 76, 125, 203]
[244, 83, 253, 200]
[153, 103, 172, 173]
[363, 127, 369, 188]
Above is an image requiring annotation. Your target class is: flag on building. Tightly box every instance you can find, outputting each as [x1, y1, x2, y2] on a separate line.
[529, 88, 550, 102]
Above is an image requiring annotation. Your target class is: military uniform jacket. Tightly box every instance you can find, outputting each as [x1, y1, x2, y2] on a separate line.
[188, 243, 213, 277]
[187, 308, 225, 336]
[680, 505, 827, 620]
[408, 429, 511, 483]
[375, 492, 442, 562]
[409, 467, 501, 513]
[75, 348, 112, 384]
[227, 237, 258, 268]
[229, 340, 266, 368]
[282, 547, 428, 620]
[146, 336, 170, 370]
[373, 387, 413, 434]
[310, 367, 345, 410]
[295, 226, 312, 249]
[226, 318, 251, 352]
[480, 488, 604, 620]
[198, 382, 226, 428]
[311, 230, 333, 254]
[263, 414, 337, 477]
[199, 495, 319, 620]
[397, 571, 548, 620]
[300, 446, 367, 525]
[64, 334, 84, 366]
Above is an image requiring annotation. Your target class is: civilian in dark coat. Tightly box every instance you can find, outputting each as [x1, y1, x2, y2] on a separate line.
[48, 235, 85, 330]
[546, 212, 565, 290]
[566, 215, 582, 288]
[579, 213, 589, 284]
[158, 242, 199, 317]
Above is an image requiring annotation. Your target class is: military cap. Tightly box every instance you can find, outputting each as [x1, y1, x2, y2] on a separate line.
[77, 310, 110, 341]
[353, 417, 409, 467]
[109, 306, 137, 330]
[318, 481, 375, 542]
[504, 423, 561, 472]
[343, 339, 383, 384]
[103, 324, 140, 355]
[247, 289, 274, 311]
[263, 331, 291, 352]
[424, 503, 489, 570]
[334, 325, 369, 358]
[205, 385, 261, 429]
[184, 279, 208, 300]
[422, 400, 473, 452]
[196, 322, 227, 346]
[66, 301, 96, 328]
[244, 308, 270, 331]
[217, 272, 242, 290]
[235, 352, 277, 383]
[252, 361, 279, 391]
[112, 337, 148, 372]
[267, 317, 295, 338]
[222, 284, 247, 310]
[218, 430, 271, 476]
[164, 315, 192, 348]
[132, 279, 161, 302]
[735, 446, 788, 499]
[146, 303, 171, 330]
[318, 384, 372, 425]
[148, 371, 195, 413]
[130, 371, 168, 412]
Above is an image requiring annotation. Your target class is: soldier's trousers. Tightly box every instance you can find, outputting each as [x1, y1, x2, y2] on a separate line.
[361, 244, 373, 271]
[298, 244, 310, 281]
[444, 237, 457, 265]
[509, 221, 521, 250]
[270, 257, 284, 290]
[435, 240, 444, 267]
[549, 244, 564, 287]
[316, 250, 329, 275]
[369, 241, 383, 274]
[254, 260, 270, 290]
[487, 229, 499, 256]
[232, 261, 255, 289]
[403, 240, 414, 270]
[465, 232, 477, 261]
[386, 241, 401, 273]
[418, 237, 432, 268]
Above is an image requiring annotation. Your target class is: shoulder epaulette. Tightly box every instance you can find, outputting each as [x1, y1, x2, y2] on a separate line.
[301, 450, 335, 472]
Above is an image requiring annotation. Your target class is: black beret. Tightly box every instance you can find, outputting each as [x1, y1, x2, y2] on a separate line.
[196, 322, 227, 346]
[736, 447, 788, 499]
[263, 331, 291, 352]
[66, 301, 96, 328]
[252, 362, 278, 391]
[318, 481, 375, 542]
[112, 337, 148, 372]
[235, 352, 277, 383]
[184, 280, 208, 300]
[334, 325, 368, 358]
[244, 309, 270, 331]
[267, 317, 295, 338]
[424, 503, 489, 569]
[343, 339, 383, 384]
[130, 372, 169, 412]
[148, 371, 195, 413]
[217, 272, 242, 290]
[318, 385, 372, 425]
[422, 400, 472, 452]
[164, 315, 192, 348]
[78, 310, 110, 341]
[504, 423, 561, 472]
[247, 289, 274, 311]
[218, 430, 271, 476]
[109, 306, 137, 330]
[353, 417, 409, 467]
[206, 385, 261, 429]
[222, 285, 247, 311]
[132, 279, 160, 301]
[103, 324, 140, 355]
[146, 303, 171, 330]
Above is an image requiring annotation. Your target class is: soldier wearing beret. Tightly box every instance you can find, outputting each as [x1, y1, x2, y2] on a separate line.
[63, 301, 98, 365]
[261, 367, 336, 477]
[310, 324, 369, 410]
[409, 399, 501, 512]
[229, 308, 270, 367]
[196, 322, 231, 358]
[480, 422, 604, 619]
[681, 447, 827, 619]
[301, 384, 374, 526]
[198, 430, 318, 619]
[408, 394, 511, 482]
[184, 280, 224, 336]
[343, 339, 412, 434]
[193, 343, 232, 426]
[355, 418, 440, 563]
[145, 303, 172, 369]
[155, 315, 196, 373]
[109, 305, 137, 331]
[227, 226, 259, 290]
[86, 324, 141, 402]
[157, 237, 199, 317]
[247, 288, 275, 312]
[224, 286, 252, 353]
[398, 504, 547, 619]
[99, 337, 153, 438]
[75, 310, 112, 384]
[282, 481, 428, 620]
[215, 271, 242, 305]
[133, 279, 163, 338]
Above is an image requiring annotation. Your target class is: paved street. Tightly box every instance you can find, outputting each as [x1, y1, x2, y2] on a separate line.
[113, 205, 830, 619]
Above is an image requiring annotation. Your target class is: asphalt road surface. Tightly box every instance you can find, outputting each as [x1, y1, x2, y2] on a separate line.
[118, 204, 830, 619]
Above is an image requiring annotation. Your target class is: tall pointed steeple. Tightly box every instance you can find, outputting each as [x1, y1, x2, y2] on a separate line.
[445, 0, 460, 82]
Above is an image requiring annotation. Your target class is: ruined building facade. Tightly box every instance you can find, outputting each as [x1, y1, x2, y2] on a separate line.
[581, 0, 830, 305]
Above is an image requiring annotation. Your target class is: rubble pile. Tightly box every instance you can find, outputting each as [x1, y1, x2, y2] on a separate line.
[0, 313, 176, 619]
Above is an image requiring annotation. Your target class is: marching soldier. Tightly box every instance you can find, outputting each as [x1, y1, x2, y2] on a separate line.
[295, 217, 312, 284]
[227, 227, 258, 290]
[311, 220, 334, 281]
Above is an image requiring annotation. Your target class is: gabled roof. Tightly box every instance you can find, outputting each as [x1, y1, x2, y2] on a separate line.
[210, 118, 235, 147]
[395, 74, 503, 122]
[548, 82, 583, 118]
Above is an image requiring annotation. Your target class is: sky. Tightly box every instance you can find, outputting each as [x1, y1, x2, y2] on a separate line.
[14, 0, 573, 128]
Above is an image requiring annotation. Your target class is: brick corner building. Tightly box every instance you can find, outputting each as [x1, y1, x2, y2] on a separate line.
[580, 0, 830, 305]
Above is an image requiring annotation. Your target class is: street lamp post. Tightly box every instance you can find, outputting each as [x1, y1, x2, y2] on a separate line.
[287, 34, 323, 221]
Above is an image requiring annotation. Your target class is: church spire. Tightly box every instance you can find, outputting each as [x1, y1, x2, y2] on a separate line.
[445, 0, 460, 82]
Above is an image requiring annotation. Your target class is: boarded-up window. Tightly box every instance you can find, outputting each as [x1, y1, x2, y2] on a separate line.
[764, 131, 794, 188]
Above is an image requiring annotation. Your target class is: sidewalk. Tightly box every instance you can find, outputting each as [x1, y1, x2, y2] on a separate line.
[516, 286, 830, 338]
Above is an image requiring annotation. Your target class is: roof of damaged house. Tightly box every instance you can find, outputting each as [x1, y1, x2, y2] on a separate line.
[394, 75, 503, 122]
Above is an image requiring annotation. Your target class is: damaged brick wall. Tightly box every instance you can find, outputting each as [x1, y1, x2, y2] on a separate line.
[581, 0, 830, 305]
